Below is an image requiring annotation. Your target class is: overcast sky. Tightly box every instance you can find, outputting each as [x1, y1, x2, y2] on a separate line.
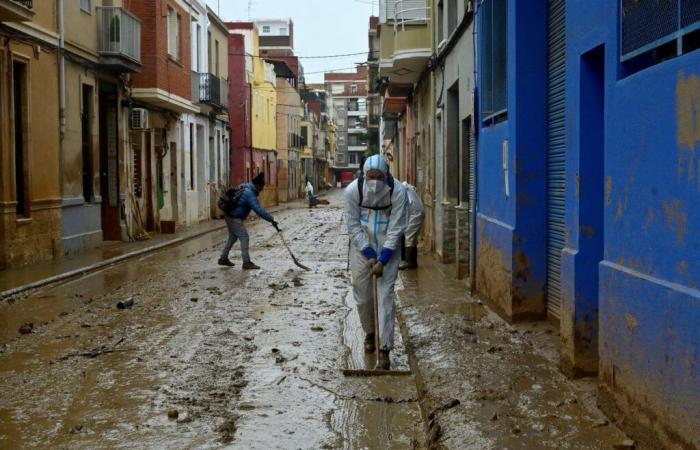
[205, 0, 376, 83]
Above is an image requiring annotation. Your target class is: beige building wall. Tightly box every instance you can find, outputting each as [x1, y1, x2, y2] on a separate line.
[276, 77, 302, 203]
[0, 32, 62, 268]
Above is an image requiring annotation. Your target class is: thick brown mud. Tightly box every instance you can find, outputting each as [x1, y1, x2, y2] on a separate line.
[0, 192, 425, 449]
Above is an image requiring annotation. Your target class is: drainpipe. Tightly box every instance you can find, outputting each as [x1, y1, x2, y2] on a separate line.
[58, 0, 66, 190]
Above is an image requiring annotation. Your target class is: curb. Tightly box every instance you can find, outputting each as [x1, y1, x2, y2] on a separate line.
[0, 200, 303, 301]
[0, 223, 227, 301]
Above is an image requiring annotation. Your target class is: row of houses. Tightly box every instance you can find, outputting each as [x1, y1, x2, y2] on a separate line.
[373, 0, 699, 448]
[0, 2, 336, 271]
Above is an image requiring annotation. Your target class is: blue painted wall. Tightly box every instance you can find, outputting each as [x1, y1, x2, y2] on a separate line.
[476, 0, 548, 319]
[564, 1, 699, 446]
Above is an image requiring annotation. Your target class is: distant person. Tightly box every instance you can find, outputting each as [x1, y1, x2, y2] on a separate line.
[306, 178, 320, 208]
[344, 155, 407, 369]
[218, 173, 278, 270]
[399, 182, 425, 270]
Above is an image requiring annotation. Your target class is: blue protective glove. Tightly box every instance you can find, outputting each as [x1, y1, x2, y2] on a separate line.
[378, 248, 394, 266]
[362, 246, 377, 260]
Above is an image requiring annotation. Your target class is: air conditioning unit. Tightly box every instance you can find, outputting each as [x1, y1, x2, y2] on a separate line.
[131, 108, 149, 130]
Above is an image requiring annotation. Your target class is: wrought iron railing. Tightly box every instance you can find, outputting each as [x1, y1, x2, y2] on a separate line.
[192, 72, 228, 109]
[10, 0, 33, 8]
[97, 7, 141, 64]
[394, 0, 430, 30]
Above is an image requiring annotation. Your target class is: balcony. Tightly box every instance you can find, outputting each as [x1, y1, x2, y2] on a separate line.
[192, 72, 229, 109]
[379, 0, 431, 84]
[97, 7, 141, 73]
[0, 0, 34, 22]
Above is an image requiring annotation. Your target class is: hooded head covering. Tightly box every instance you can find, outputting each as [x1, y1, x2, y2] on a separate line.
[252, 172, 265, 188]
[363, 154, 389, 178]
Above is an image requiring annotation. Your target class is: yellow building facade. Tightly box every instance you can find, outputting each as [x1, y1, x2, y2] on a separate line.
[0, 1, 62, 268]
[250, 28, 277, 206]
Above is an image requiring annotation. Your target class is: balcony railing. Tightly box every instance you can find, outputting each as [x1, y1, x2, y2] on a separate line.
[192, 72, 228, 109]
[394, 0, 430, 30]
[97, 7, 141, 66]
[0, 0, 34, 21]
[12, 0, 32, 8]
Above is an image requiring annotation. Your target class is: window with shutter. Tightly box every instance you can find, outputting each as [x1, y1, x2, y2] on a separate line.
[167, 9, 181, 59]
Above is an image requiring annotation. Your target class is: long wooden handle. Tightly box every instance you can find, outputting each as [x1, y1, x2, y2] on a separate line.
[373, 274, 380, 361]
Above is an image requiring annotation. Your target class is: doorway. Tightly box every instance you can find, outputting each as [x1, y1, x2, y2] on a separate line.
[145, 132, 155, 231]
[98, 82, 120, 241]
[81, 84, 94, 202]
[577, 45, 605, 371]
[170, 140, 179, 223]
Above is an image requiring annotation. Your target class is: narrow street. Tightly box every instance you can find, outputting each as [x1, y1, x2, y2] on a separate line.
[0, 192, 423, 449]
[1, 191, 635, 449]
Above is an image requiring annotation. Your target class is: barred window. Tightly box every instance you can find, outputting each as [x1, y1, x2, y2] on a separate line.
[480, 0, 507, 123]
[621, 0, 700, 63]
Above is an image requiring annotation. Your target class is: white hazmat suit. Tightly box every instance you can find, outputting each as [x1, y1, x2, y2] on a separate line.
[344, 155, 407, 351]
[403, 182, 425, 247]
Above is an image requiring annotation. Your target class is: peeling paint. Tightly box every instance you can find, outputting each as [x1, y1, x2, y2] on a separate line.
[605, 176, 612, 206]
[513, 250, 531, 282]
[579, 225, 595, 240]
[625, 313, 638, 332]
[661, 199, 688, 244]
[676, 71, 700, 185]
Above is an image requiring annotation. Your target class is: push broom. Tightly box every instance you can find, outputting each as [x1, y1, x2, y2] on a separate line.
[343, 274, 412, 377]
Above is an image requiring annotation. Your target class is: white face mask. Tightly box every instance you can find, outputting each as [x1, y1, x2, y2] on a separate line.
[366, 179, 384, 193]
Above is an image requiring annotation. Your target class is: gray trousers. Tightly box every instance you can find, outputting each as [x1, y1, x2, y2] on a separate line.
[221, 216, 250, 263]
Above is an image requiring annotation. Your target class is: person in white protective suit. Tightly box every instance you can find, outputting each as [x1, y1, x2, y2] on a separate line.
[399, 182, 425, 270]
[344, 154, 408, 370]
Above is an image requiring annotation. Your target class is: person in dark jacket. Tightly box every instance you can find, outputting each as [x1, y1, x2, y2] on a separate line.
[218, 173, 278, 270]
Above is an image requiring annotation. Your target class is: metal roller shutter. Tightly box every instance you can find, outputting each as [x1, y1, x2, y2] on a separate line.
[546, 0, 566, 319]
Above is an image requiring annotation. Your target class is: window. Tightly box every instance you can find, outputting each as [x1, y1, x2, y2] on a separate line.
[263, 25, 270, 33]
[80, 0, 91, 13]
[301, 126, 308, 146]
[196, 24, 202, 71]
[331, 84, 344, 94]
[351, 84, 358, 94]
[167, 9, 181, 60]
[207, 31, 212, 73]
[448, 0, 457, 35]
[621, 0, 700, 71]
[13, 61, 29, 217]
[280, 27, 287, 35]
[215, 40, 220, 76]
[480, 0, 507, 122]
[437, 0, 444, 43]
[349, 153, 357, 164]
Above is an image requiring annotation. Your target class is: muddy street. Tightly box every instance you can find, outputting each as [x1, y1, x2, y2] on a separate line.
[0, 190, 634, 449]
[0, 191, 423, 449]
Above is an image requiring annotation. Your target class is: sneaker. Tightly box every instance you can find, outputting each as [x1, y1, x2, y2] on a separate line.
[242, 261, 261, 270]
[364, 333, 376, 353]
[378, 350, 391, 370]
[218, 258, 235, 267]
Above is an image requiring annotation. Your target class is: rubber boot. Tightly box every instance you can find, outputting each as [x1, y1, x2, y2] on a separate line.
[364, 333, 375, 353]
[378, 350, 390, 370]
[399, 247, 418, 270]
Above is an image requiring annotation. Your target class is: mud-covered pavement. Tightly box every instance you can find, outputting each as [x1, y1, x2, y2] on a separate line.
[1, 189, 631, 449]
[0, 191, 423, 449]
